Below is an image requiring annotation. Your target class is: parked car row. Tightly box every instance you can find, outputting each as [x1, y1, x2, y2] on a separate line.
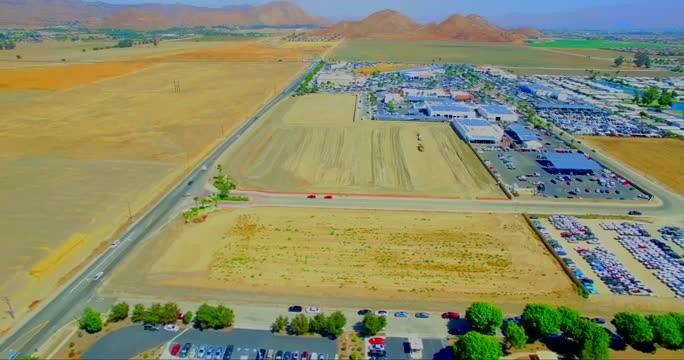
[170, 343, 329, 360]
[659, 226, 684, 250]
[599, 222, 650, 237]
[290, 306, 446, 319]
[613, 234, 684, 298]
[549, 215, 600, 243]
[576, 247, 653, 296]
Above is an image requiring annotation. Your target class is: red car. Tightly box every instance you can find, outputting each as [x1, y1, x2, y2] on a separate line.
[307, 194, 316, 199]
[301, 351, 309, 360]
[324, 195, 333, 199]
[441, 312, 460, 319]
[369, 337, 385, 345]
[170, 343, 181, 356]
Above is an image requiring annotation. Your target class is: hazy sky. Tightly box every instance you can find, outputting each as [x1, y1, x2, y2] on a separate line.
[92, 0, 644, 21]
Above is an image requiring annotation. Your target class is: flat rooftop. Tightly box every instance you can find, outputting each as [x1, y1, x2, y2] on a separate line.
[545, 153, 601, 171]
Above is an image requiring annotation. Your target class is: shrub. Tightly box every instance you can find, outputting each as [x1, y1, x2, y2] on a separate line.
[453, 331, 502, 360]
[465, 302, 503, 335]
[79, 307, 103, 333]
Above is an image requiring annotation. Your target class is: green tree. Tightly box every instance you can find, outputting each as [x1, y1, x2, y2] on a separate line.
[647, 314, 683, 349]
[575, 320, 610, 360]
[453, 331, 502, 360]
[271, 315, 289, 333]
[290, 313, 310, 335]
[465, 302, 503, 335]
[641, 87, 660, 105]
[116, 39, 133, 48]
[143, 303, 163, 325]
[79, 307, 103, 333]
[326, 311, 347, 338]
[107, 302, 129, 323]
[309, 313, 328, 335]
[361, 313, 387, 336]
[522, 304, 561, 338]
[634, 52, 651, 68]
[195, 304, 235, 330]
[503, 321, 528, 349]
[18, 356, 40, 360]
[614, 56, 625, 67]
[387, 100, 396, 113]
[557, 306, 581, 337]
[183, 311, 193, 325]
[160, 302, 180, 324]
[613, 312, 654, 345]
[131, 304, 146, 323]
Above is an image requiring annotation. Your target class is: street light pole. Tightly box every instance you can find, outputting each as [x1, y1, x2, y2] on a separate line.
[4, 296, 14, 319]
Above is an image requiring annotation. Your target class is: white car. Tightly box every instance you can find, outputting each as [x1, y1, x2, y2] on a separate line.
[306, 307, 321, 314]
[163, 324, 179, 332]
[374, 310, 388, 316]
[369, 345, 385, 351]
[93, 272, 104, 281]
[111, 240, 121, 248]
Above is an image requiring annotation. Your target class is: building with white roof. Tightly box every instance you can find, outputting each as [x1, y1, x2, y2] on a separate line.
[477, 105, 519, 122]
[425, 102, 476, 118]
[450, 119, 504, 144]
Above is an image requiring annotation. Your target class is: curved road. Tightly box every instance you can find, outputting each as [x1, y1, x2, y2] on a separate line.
[2, 59, 683, 358]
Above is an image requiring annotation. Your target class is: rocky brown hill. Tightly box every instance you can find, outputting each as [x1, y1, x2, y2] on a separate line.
[0, 0, 329, 29]
[312, 9, 541, 43]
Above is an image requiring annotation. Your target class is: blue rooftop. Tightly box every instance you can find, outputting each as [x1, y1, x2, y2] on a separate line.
[545, 153, 601, 171]
[506, 124, 537, 142]
[457, 119, 491, 127]
[429, 104, 472, 112]
[481, 105, 514, 115]
[521, 83, 554, 92]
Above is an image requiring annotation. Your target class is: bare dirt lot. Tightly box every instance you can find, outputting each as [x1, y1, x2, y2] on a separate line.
[220, 93, 502, 198]
[107, 207, 575, 305]
[581, 137, 684, 194]
[0, 41, 309, 332]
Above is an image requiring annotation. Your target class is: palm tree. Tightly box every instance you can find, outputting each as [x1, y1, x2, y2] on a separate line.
[193, 196, 200, 208]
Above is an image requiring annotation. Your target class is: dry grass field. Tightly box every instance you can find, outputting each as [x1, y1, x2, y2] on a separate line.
[0, 40, 310, 331]
[0, 62, 151, 90]
[107, 207, 575, 305]
[581, 137, 684, 194]
[220, 93, 502, 198]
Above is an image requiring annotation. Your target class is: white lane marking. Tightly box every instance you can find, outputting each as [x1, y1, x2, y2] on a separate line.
[67, 238, 128, 294]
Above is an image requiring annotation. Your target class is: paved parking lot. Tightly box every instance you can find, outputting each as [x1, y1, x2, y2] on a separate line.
[82, 327, 336, 360]
[384, 337, 452, 360]
[474, 123, 648, 201]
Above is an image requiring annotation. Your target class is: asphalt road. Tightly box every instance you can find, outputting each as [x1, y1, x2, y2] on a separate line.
[0, 59, 320, 359]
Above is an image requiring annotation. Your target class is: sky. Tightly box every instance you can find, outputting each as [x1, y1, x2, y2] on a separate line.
[92, 0, 644, 22]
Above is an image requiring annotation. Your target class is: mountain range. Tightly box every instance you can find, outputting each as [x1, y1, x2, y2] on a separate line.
[0, 0, 329, 29]
[311, 10, 541, 43]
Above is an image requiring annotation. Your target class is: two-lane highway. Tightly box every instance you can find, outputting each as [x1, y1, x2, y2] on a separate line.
[0, 59, 320, 358]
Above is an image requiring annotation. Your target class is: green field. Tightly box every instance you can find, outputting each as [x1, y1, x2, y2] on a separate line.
[333, 40, 615, 68]
[529, 39, 682, 49]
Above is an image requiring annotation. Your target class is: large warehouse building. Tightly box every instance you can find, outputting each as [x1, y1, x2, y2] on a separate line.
[450, 119, 504, 144]
[477, 105, 519, 122]
[426, 102, 476, 118]
[542, 153, 601, 174]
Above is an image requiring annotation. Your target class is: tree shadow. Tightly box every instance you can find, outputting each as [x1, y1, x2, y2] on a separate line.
[433, 347, 454, 360]
[539, 335, 575, 358]
[446, 319, 471, 336]
[631, 342, 656, 353]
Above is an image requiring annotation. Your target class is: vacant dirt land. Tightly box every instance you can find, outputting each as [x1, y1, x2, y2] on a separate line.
[581, 137, 684, 194]
[107, 208, 574, 304]
[220, 93, 502, 198]
[157, 43, 315, 62]
[0, 42, 306, 331]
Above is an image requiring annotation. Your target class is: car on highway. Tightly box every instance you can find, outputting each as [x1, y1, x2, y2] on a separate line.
[197, 345, 207, 359]
[441, 312, 460, 319]
[288, 305, 303, 312]
[323, 195, 333, 199]
[180, 343, 192, 358]
[223, 345, 236, 360]
[306, 307, 321, 314]
[170, 343, 181, 356]
[374, 310, 388, 316]
[93, 271, 104, 281]
[213, 346, 223, 360]
[306, 194, 317, 199]
[415, 312, 430, 318]
[628, 210, 642, 216]
[357, 309, 371, 315]
[394, 311, 409, 318]
[111, 240, 121, 248]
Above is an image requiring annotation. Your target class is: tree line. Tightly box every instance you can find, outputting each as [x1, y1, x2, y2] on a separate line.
[0, 40, 16, 50]
[614, 52, 652, 68]
[272, 311, 347, 339]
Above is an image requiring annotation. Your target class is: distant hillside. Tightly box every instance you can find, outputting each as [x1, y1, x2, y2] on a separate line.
[0, 0, 330, 29]
[312, 9, 541, 43]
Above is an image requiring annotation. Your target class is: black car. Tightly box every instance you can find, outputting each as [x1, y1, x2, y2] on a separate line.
[357, 309, 371, 315]
[222, 345, 234, 360]
[257, 349, 266, 360]
[275, 350, 284, 360]
[288, 305, 303, 312]
[143, 323, 159, 331]
[628, 210, 642, 216]
[368, 350, 387, 357]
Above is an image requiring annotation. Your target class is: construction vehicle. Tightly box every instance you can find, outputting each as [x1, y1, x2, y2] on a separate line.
[417, 133, 423, 141]
[417, 143, 424, 152]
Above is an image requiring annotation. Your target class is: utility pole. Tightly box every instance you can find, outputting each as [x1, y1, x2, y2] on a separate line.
[4, 296, 14, 319]
[127, 200, 133, 222]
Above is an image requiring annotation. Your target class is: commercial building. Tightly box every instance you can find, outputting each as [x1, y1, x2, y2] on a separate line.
[542, 153, 601, 174]
[452, 91, 474, 101]
[383, 93, 404, 104]
[425, 102, 476, 118]
[450, 119, 504, 144]
[400, 88, 451, 99]
[520, 82, 567, 101]
[477, 105, 519, 122]
[506, 124, 538, 142]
